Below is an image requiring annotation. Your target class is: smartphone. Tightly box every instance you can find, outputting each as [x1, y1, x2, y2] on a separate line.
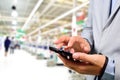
[49, 46, 79, 62]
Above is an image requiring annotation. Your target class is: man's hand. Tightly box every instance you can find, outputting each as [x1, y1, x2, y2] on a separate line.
[58, 53, 106, 75]
[54, 35, 90, 53]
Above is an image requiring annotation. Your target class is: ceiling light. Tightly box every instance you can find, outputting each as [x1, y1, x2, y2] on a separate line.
[12, 26, 17, 30]
[57, 0, 64, 3]
[77, 0, 88, 3]
[27, 1, 89, 36]
[11, 5, 18, 17]
[11, 10, 18, 17]
[14, 0, 17, 5]
[12, 20, 17, 25]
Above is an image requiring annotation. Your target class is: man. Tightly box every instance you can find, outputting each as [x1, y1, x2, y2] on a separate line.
[55, 0, 120, 80]
[4, 36, 11, 56]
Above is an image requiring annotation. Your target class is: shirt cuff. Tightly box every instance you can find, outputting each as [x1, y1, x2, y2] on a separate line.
[105, 58, 115, 75]
[100, 58, 115, 80]
[95, 58, 115, 80]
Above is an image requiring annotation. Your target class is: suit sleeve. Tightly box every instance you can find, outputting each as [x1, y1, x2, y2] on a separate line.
[115, 57, 120, 80]
[81, 0, 94, 48]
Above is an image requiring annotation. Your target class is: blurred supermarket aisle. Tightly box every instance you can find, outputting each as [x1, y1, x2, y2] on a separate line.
[0, 48, 70, 80]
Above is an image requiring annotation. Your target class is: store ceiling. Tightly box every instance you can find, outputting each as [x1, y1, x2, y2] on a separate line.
[0, 0, 89, 40]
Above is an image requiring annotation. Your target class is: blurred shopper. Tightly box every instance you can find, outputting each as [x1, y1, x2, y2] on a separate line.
[54, 0, 119, 80]
[4, 36, 11, 56]
[10, 37, 15, 54]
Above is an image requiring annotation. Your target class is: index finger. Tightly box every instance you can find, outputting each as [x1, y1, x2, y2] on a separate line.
[67, 36, 82, 48]
[54, 36, 70, 44]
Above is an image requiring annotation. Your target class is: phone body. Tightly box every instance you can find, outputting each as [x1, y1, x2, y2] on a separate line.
[49, 46, 79, 62]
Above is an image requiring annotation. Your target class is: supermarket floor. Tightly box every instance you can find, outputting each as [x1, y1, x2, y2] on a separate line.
[0, 48, 70, 80]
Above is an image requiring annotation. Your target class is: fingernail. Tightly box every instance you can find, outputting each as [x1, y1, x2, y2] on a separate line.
[73, 53, 79, 59]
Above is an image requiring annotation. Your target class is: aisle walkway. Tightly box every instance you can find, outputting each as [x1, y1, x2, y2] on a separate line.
[0, 48, 69, 80]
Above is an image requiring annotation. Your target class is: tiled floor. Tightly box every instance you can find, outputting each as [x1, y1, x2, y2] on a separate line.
[0, 48, 70, 80]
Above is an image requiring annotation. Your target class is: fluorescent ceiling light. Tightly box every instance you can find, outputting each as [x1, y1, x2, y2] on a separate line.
[77, 0, 88, 2]
[27, 1, 89, 36]
[14, 0, 17, 4]
[57, 0, 64, 3]
[12, 20, 17, 25]
[11, 10, 18, 17]
[22, 0, 43, 30]
[12, 26, 17, 30]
